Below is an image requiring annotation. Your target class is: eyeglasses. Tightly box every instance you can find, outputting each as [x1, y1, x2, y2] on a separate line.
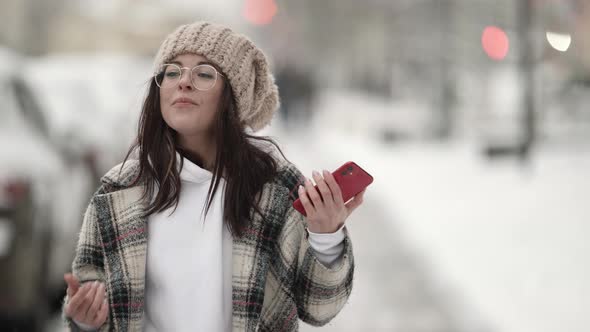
[154, 63, 224, 91]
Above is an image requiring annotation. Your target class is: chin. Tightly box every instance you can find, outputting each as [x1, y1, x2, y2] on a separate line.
[163, 114, 194, 131]
[170, 124, 200, 136]
[169, 121, 210, 137]
[162, 110, 214, 138]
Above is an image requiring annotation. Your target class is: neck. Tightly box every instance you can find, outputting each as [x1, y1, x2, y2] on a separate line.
[177, 133, 217, 172]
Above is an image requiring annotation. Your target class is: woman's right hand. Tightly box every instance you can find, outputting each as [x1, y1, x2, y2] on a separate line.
[64, 273, 109, 329]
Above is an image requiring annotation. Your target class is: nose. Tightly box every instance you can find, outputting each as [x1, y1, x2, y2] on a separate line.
[178, 69, 193, 91]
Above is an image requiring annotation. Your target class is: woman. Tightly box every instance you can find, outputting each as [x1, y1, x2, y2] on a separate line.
[62, 21, 365, 331]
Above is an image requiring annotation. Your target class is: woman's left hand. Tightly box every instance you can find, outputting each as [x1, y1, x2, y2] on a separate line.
[298, 170, 366, 233]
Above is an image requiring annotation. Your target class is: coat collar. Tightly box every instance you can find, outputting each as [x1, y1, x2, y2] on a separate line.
[100, 159, 141, 189]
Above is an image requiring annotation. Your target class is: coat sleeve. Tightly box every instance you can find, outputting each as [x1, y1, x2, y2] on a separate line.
[61, 190, 111, 331]
[279, 204, 355, 326]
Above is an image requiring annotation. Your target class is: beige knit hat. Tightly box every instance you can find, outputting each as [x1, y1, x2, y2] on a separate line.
[153, 21, 279, 132]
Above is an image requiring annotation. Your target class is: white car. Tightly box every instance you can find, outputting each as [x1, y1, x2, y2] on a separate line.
[0, 48, 94, 331]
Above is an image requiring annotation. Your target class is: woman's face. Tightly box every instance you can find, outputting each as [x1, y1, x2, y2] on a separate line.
[159, 53, 224, 139]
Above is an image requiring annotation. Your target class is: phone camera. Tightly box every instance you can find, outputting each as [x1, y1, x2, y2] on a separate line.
[342, 165, 354, 176]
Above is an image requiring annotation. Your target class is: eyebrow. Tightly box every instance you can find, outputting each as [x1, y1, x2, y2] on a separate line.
[170, 60, 215, 67]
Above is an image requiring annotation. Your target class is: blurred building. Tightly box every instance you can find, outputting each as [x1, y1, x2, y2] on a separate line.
[0, 0, 60, 55]
[0, 0, 247, 56]
[259, 0, 590, 143]
[1, 0, 588, 144]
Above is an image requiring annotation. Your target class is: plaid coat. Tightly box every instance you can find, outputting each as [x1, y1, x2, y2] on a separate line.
[62, 159, 354, 331]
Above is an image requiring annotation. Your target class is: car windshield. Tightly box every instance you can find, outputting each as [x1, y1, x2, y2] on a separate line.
[12, 78, 50, 138]
[0, 76, 34, 134]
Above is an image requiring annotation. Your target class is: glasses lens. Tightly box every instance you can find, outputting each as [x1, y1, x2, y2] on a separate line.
[155, 64, 181, 88]
[192, 65, 217, 90]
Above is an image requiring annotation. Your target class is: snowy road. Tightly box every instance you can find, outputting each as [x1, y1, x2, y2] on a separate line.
[274, 122, 590, 332]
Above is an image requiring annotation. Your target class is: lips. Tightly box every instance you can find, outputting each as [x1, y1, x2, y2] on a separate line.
[172, 97, 198, 106]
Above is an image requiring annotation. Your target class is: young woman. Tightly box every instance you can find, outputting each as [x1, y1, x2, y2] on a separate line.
[62, 21, 366, 331]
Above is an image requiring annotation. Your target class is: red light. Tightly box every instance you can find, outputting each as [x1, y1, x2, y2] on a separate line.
[482, 26, 509, 61]
[243, 0, 278, 26]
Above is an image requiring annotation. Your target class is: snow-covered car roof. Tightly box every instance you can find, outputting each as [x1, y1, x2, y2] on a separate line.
[0, 48, 64, 181]
[22, 53, 151, 139]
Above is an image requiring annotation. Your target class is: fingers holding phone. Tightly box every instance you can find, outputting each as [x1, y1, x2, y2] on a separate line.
[297, 163, 371, 233]
[320, 169, 343, 207]
[293, 161, 373, 221]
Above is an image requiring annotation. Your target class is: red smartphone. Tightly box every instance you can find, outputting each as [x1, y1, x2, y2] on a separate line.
[292, 161, 374, 216]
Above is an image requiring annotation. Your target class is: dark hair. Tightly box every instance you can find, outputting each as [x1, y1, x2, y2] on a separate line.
[121, 76, 288, 238]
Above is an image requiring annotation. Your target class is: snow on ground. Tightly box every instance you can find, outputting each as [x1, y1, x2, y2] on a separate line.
[267, 90, 590, 332]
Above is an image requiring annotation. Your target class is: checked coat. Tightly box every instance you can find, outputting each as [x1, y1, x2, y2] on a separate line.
[62, 159, 355, 331]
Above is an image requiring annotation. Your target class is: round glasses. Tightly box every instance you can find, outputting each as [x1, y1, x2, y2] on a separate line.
[154, 63, 224, 91]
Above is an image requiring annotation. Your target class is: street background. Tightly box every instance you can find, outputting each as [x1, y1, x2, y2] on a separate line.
[1, 0, 589, 331]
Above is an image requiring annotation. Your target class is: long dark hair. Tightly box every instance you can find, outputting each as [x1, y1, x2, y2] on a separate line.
[121, 76, 288, 238]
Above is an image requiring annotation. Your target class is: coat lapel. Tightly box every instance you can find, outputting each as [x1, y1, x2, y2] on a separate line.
[94, 186, 148, 331]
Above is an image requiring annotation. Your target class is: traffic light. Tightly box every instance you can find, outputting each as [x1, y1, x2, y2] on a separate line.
[243, 0, 278, 26]
[482, 26, 509, 61]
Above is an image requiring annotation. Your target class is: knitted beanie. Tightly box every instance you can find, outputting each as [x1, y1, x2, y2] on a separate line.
[153, 21, 279, 132]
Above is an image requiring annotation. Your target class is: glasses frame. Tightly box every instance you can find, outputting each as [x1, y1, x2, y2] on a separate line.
[154, 63, 225, 91]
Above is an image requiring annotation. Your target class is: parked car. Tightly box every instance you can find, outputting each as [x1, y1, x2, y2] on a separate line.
[0, 47, 94, 331]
